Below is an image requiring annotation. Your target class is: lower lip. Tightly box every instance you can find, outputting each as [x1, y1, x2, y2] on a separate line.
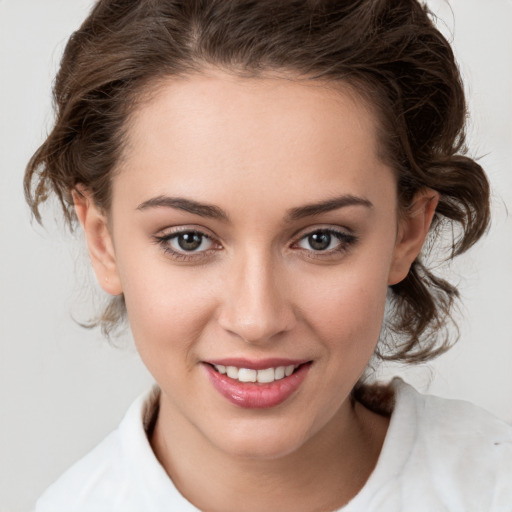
[203, 363, 311, 409]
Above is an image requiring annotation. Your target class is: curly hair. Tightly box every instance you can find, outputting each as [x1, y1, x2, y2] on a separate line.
[24, 0, 490, 362]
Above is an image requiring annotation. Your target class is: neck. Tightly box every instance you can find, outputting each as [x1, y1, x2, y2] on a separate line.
[150, 394, 389, 512]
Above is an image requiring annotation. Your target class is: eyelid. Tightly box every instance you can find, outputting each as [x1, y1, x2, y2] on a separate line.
[153, 225, 223, 260]
[154, 223, 217, 236]
[152, 224, 357, 262]
[290, 224, 356, 243]
[290, 226, 358, 257]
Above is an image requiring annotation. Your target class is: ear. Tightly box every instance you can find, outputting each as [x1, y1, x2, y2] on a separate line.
[72, 188, 123, 296]
[388, 189, 439, 286]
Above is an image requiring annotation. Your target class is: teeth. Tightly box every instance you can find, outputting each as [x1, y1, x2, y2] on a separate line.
[226, 366, 239, 379]
[214, 364, 300, 383]
[256, 368, 275, 383]
[238, 368, 257, 382]
[274, 366, 285, 380]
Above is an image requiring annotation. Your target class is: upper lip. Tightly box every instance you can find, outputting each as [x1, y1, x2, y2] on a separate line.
[204, 358, 311, 370]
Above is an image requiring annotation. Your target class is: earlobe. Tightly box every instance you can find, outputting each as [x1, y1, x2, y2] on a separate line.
[388, 189, 439, 286]
[72, 188, 123, 296]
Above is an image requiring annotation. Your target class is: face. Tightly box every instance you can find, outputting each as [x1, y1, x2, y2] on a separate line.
[77, 70, 435, 460]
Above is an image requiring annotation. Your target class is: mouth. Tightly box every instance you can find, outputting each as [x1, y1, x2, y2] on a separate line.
[203, 360, 312, 409]
[208, 362, 305, 384]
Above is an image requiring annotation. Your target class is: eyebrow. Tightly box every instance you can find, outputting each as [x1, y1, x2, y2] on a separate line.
[136, 195, 229, 221]
[285, 194, 373, 222]
[136, 193, 373, 222]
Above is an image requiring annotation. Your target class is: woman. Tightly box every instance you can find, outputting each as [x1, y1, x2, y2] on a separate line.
[25, 0, 512, 510]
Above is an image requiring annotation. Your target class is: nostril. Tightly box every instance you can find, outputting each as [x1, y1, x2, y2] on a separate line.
[217, 267, 297, 343]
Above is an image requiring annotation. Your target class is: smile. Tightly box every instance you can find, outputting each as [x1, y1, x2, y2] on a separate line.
[213, 364, 298, 383]
[204, 360, 312, 409]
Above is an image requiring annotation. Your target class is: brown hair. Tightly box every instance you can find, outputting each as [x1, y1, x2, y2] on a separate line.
[24, 0, 490, 362]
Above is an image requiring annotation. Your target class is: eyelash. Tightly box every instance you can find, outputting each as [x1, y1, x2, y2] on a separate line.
[153, 228, 218, 262]
[292, 228, 358, 259]
[153, 227, 358, 262]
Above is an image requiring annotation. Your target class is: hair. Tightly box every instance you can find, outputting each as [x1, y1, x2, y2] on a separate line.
[25, 0, 490, 364]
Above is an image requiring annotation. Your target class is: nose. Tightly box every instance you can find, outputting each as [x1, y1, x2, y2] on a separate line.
[217, 250, 297, 345]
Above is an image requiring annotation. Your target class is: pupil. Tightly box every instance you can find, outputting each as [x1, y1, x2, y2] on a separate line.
[309, 231, 331, 251]
[178, 232, 202, 251]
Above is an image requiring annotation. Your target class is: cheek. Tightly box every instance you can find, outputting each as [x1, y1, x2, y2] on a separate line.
[116, 249, 216, 367]
[298, 259, 390, 354]
[290, 262, 390, 425]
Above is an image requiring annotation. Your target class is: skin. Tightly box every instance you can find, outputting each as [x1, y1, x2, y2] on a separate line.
[74, 70, 438, 511]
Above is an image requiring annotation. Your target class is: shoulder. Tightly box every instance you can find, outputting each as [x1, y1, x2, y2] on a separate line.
[391, 378, 512, 509]
[346, 379, 512, 512]
[35, 428, 125, 511]
[35, 387, 197, 512]
[392, 377, 512, 449]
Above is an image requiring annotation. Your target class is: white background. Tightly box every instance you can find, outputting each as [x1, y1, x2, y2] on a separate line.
[1, 1, 511, 510]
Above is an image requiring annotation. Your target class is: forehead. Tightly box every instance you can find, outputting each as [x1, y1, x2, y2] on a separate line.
[117, 71, 394, 210]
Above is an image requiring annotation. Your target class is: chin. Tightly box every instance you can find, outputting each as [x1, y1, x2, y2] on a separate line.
[207, 417, 313, 461]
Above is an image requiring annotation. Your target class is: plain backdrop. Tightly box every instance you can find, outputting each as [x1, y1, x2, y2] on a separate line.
[1, 1, 511, 511]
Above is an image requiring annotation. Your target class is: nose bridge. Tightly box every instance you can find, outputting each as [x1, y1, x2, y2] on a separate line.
[219, 246, 294, 344]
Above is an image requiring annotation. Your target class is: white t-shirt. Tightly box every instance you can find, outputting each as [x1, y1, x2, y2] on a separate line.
[36, 378, 512, 512]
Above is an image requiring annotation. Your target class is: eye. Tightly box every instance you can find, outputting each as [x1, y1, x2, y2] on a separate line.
[169, 231, 212, 252]
[295, 228, 357, 254]
[153, 228, 219, 260]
